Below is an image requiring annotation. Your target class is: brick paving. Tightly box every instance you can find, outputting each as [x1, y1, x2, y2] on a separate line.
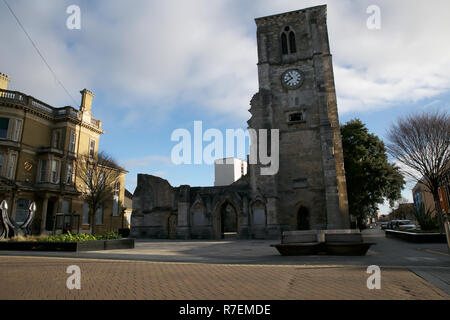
[0, 256, 448, 300]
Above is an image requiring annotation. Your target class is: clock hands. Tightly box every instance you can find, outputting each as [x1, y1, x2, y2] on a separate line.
[283, 70, 302, 88]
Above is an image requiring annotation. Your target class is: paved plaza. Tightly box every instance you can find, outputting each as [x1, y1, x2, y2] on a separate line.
[0, 229, 449, 300]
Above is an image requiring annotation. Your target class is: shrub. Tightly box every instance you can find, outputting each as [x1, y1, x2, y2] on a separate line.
[414, 203, 439, 231]
[1, 232, 122, 242]
[96, 232, 122, 240]
[43, 232, 122, 242]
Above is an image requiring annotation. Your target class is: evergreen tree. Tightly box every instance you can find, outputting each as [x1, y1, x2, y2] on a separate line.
[341, 119, 405, 229]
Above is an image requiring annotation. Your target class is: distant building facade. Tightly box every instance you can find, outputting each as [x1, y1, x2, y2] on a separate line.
[214, 158, 248, 187]
[131, 6, 350, 240]
[0, 74, 127, 235]
[413, 175, 450, 216]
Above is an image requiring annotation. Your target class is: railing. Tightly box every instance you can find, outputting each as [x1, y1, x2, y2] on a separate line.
[1, 88, 54, 115]
[54, 107, 81, 120]
[0, 89, 81, 120]
[0, 89, 25, 103]
[31, 99, 53, 114]
[0, 89, 100, 129]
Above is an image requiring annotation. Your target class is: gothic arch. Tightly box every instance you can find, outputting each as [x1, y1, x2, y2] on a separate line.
[213, 198, 240, 238]
[211, 192, 242, 214]
[281, 26, 297, 55]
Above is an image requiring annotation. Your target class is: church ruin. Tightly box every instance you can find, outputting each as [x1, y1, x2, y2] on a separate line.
[130, 5, 350, 240]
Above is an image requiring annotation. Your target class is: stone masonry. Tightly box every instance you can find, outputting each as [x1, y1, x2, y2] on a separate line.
[131, 5, 350, 240]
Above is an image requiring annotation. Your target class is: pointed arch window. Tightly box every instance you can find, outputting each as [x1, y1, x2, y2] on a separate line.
[289, 31, 297, 53]
[281, 33, 288, 55]
[281, 26, 297, 55]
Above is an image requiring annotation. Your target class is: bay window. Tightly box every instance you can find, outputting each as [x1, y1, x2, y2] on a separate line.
[7, 154, 16, 179]
[51, 160, 59, 183]
[40, 159, 48, 182]
[0, 118, 9, 139]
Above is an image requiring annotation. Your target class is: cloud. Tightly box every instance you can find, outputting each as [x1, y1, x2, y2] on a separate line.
[328, 0, 450, 112]
[1, 0, 450, 123]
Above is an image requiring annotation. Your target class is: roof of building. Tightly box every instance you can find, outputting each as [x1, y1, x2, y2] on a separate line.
[125, 189, 133, 199]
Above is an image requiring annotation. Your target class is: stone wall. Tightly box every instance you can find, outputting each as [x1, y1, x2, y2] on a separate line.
[130, 5, 351, 240]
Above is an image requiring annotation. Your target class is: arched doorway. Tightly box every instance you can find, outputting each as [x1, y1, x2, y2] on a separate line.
[221, 203, 237, 236]
[297, 206, 310, 230]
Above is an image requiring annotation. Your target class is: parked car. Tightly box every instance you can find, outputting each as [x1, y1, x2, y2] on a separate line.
[381, 222, 389, 230]
[393, 220, 417, 231]
[386, 221, 395, 230]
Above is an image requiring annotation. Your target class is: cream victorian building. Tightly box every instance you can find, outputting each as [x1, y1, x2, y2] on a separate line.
[0, 73, 127, 234]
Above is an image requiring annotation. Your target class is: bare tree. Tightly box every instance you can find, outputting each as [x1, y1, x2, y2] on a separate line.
[75, 151, 123, 234]
[386, 111, 449, 232]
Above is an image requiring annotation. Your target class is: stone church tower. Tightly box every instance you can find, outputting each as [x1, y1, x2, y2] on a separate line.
[130, 5, 350, 240]
[248, 5, 350, 236]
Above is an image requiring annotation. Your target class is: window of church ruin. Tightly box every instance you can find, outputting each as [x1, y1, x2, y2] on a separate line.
[289, 112, 304, 122]
[281, 33, 288, 55]
[289, 32, 297, 53]
[281, 26, 297, 55]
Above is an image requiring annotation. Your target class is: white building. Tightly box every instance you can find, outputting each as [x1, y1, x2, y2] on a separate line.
[214, 158, 248, 187]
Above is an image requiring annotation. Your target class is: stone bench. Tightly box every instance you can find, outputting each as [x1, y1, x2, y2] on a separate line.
[323, 232, 375, 256]
[272, 229, 375, 256]
[272, 230, 321, 256]
[282, 230, 319, 244]
[325, 233, 363, 243]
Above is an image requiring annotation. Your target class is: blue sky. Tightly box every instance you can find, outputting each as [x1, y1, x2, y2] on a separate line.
[1, 0, 449, 215]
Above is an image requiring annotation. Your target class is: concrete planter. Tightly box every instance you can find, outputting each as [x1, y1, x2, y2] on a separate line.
[0, 238, 135, 252]
[385, 230, 447, 243]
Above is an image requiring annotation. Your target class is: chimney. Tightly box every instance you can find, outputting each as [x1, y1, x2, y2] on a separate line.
[0, 73, 11, 90]
[80, 89, 95, 113]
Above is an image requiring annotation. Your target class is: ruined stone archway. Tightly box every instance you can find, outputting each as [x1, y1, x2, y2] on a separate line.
[221, 203, 237, 234]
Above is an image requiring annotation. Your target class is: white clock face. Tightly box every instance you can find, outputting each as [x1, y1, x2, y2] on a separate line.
[282, 70, 303, 89]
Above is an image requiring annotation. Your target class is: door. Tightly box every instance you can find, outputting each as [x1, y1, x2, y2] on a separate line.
[221, 204, 237, 235]
[297, 206, 310, 230]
